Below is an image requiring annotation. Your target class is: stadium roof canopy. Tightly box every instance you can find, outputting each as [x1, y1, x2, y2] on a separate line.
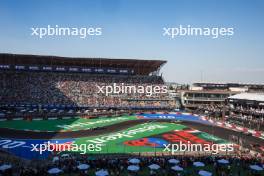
[228, 93, 264, 102]
[193, 82, 264, 89]
[0, 53, 166, 75]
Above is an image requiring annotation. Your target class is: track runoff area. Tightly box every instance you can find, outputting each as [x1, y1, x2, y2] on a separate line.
[0, 113, 245, 160]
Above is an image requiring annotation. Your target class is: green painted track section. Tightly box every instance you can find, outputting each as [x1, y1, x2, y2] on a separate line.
[71, 122, 229, 154]
[75, 122, 183, 154]
[74, 122, 184, 154]
[0, 116, 138, 131]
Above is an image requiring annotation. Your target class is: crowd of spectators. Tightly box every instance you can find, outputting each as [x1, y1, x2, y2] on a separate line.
[1, 152, 263, 176]
[196, 104, 264, 131]
[0, 71, 175, 113]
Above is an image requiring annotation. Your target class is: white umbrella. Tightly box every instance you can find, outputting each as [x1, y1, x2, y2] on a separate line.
[199, 170, 212, 176]
[0, 164, 12, 171]
[193, 162, 205, 167]
[171, 165, 183, 171]
[95, 169, 109, 176]
[168, 159, 180, 164]
[148, 164, 160, 170]
[217, 159, 229, 164]
[129, 158, 140, 164]
[47, 168, 62, 174]
[127, 165, 140, 172]
[250, 165, 263, 171]
[77, 164, 90, 170]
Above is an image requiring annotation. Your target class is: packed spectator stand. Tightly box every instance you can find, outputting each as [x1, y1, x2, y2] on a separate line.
[196, 104, 264, 132]
[0, 53, 175, 119]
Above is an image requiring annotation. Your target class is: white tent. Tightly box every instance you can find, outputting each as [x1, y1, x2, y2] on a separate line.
[250, 165, 263, 171]
[217, 159, 229, 164]
[171, 165, 183, 171]
[168, 159, 180, 164]
[127, 165, 140, 172]
[193, 162, 205, 167]
[199, 170, 212, 176]
[129, 158, 140, 164]
[77, 164, 90, 170]
[47, 168, 62, 174]
[95, 169, 109, 176]
[148, 164, 160, 170]
[0, 164, 12, 171]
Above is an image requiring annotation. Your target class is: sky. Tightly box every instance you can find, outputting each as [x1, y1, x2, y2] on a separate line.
[0, 0, 263, 84]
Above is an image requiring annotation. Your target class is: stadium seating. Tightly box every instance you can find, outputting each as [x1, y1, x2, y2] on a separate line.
[0, 71, 175, 118]
[197, 105, 264, 131]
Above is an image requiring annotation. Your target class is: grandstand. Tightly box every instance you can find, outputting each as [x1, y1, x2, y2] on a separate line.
[227, 93, 264, 131]
[180, 85, 264, 137]
[0, 53, 175, 119]
[180, 90, 236, 108]
[180, 82, 264, 109]
[196, 92, 264, 132]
